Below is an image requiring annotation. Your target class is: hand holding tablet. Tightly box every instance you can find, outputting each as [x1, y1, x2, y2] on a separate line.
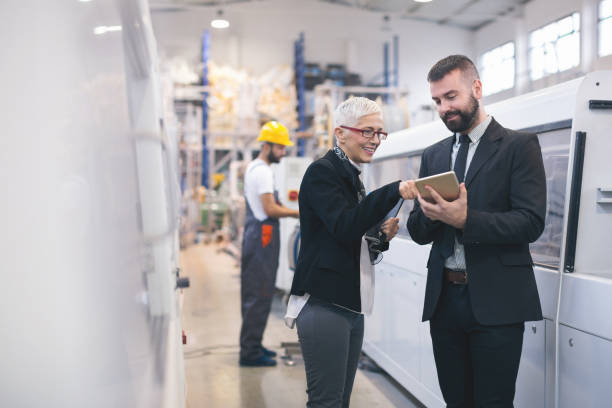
[415, 171, 460, 203]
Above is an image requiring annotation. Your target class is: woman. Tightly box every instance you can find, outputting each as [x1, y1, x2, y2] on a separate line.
[285, 97, 417, 407]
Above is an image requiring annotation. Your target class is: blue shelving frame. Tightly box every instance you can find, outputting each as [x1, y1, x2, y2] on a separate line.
[393, 35, 399, 88]
[201, 29, 210, 188]
[382, 35, 399, 102]
[294, 32, 306, 157]
[383, 42, 390, 88]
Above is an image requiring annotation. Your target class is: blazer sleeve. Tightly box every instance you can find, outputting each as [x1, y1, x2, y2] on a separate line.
[302, 161, 401, 243]
[406, 150, 444, 245]
[463, 133, 547, 245]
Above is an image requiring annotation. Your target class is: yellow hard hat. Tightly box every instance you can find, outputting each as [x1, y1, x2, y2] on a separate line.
[257, 121, 294, 146]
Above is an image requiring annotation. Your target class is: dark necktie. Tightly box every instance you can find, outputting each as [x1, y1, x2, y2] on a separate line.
[440, 134, 471, 258]
[454, 134, 471, 183]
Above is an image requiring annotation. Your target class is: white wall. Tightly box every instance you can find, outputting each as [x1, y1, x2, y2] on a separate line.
[151, 0, 474, 114]
[475, 0, 612, 103]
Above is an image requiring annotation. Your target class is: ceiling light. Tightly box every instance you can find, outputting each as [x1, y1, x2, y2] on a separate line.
[211, 10, 229, 29]
[414, 0, 433, 3]
[93, 25, 122, 35]
[211, 19, 229, 29]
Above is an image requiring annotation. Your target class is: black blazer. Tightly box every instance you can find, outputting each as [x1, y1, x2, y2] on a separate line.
[290, 150, 401, 312]
[408, 118, 546, 325]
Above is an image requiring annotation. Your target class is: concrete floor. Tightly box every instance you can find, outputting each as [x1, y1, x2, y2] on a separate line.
[180, 242, 425, 408]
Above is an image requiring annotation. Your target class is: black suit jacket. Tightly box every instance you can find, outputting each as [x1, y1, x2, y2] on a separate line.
[407, 118, 546, 325]
[290, 150, 401, 312]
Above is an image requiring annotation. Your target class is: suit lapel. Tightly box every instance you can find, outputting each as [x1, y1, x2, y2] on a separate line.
[325, 150, 358, 196]
[432, 136, 455, 174]
[465, 119, 502, 188]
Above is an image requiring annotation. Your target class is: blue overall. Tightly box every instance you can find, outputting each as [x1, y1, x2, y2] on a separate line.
[239, 162, 280, 360]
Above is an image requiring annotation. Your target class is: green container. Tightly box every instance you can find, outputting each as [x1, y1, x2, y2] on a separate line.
[201, 204, 209, 226]
[201, 202, 228, 229]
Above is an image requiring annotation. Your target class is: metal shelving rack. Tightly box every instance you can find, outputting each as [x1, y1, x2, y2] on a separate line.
[294, 32, 306, 157]
[312, 84, 410, 151]
[201, 29, 211, 188]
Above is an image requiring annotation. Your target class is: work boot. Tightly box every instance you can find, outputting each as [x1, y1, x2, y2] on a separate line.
[239, 354, 277, 367]
[261, 346, 277, 357]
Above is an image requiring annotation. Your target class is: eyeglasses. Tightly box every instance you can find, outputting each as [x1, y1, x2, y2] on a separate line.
[340, 125, 388, 141]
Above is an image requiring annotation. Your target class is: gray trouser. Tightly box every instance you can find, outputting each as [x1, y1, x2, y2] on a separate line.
[296, 297, 364, 408]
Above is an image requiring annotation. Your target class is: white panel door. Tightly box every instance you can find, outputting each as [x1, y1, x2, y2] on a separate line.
[559, 325, 612, 408]
[515, 320, 546, 407]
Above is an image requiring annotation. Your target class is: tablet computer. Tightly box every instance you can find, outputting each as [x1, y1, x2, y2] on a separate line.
[415, 171, 460, 203]
[386, 198, 404, 219]
[365, 198, 404, 241]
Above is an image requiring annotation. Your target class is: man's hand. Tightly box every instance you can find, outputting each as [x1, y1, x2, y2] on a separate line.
[417, 183, 468, 229]
[380, 217, 399, 242]
[261, 193, 300, 219]
[399, 180, 418, 200]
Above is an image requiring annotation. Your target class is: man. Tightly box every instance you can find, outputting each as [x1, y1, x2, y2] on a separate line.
[239, 121, 299, 367]
[407, 55, 546, 407]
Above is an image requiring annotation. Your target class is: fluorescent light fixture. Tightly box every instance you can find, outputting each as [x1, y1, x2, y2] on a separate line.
[211, 10, 229, 29]
[93, 25, 122, 35]
[414, 0, 433, 2]
[211, 19, 230, 29]
[79, 0, 93, 2]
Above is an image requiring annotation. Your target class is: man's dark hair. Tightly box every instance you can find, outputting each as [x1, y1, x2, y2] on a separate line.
[427, 55, 480, 82]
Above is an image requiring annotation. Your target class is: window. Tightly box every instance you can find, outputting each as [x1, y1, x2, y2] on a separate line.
[600, 0, 612, 56]
[529, 13, 581, 80]
[527, 124, 572, 269]
[480, 42, 515, 96]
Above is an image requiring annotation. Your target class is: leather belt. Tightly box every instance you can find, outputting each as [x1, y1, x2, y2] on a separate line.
[443, 268, 467, 284]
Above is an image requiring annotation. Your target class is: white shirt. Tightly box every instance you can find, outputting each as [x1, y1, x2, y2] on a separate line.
[244, 159, 274, 221]
[444, 115, 492, 270]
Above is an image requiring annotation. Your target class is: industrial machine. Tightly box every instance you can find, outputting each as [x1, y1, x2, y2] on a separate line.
[0, 1, 186, 407]
[363, 72, 612, 408]
[272, 156, 312, 293]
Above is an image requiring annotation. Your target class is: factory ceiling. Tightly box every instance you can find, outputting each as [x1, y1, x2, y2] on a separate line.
[150, 0, 532, 31]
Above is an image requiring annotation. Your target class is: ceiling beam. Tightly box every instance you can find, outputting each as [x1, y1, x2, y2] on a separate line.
[436, 0, 481, 26]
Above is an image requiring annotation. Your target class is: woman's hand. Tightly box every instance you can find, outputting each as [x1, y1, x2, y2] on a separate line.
[381, 217, 400, 242]
[399, 180, 418, 200]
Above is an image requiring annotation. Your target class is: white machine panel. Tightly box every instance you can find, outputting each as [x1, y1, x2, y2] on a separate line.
[272, 157, 312, 292]
[559, 273, 612, 342]
[363, 72, 612, 407]
[515, 320, 547, 408]
[558, 325, 612, 408]
[569, 73, 612, 278]
[0, 1, 185, 407]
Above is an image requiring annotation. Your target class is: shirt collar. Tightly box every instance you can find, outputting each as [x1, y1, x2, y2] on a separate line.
[456, 115, 492, 144]
[333, 146, 361, 172]
[347, 157, 360, 171]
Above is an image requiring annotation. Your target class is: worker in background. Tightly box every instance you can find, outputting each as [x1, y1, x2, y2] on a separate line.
[408, 55, 546, 407]
[239, 121, 299, 367]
